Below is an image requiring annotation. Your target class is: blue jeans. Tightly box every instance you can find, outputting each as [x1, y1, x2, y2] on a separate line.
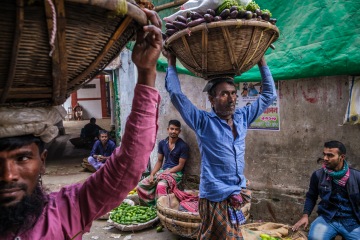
[308, 216, 360, 240]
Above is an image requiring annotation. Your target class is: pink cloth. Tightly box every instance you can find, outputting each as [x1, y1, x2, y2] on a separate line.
[157, 173, 199, 213]
[5, 84, 160, 240]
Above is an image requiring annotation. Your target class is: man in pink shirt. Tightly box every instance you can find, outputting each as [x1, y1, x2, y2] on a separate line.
[0, 9, 162, 240]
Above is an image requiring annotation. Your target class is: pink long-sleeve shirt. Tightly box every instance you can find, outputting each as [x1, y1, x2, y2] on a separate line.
[6, 84, 160, 240]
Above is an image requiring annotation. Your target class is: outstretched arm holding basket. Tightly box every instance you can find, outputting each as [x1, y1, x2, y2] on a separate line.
[0, 9, 163, 240]
[163, 49, 277, 239]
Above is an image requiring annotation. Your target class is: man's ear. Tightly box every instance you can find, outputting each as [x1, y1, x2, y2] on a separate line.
[208, 95, 214, 106]
[40, 149, 47, 174]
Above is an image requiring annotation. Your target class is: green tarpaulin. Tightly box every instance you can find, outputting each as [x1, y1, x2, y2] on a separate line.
[146, 0, 360, 82]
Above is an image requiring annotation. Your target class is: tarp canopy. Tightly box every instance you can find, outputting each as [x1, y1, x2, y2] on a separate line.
[147, 0, 360, 82]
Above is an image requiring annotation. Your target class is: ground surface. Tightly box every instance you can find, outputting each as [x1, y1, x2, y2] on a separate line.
[44, 119, 191, 240]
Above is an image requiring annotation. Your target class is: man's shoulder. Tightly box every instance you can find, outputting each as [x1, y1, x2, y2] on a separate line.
[177, 137, 189, 146]
[349, 167, 360, 176]
[312, 168, 325, 179]
[108, 140, 116, 147]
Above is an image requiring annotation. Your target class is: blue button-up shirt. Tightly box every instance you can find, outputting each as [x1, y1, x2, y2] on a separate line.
[90, 140, 116, 158]
[165, 66, 277, 202]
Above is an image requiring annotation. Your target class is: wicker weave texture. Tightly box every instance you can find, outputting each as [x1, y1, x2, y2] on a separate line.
[165, 19, 279, 80]
[157, 193, 251, 239]
[0, 0, 139, 107]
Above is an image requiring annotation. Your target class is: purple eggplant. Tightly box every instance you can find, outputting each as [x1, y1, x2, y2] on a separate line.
[187, 18, 205, 27]
[172, 20, 187, 30]
[220, 9, 230, 20]
[190, 11, 203, 20]
[204, 13, 214, 23]
[176, 15, 188, 24]
[165, 23, 177, 30]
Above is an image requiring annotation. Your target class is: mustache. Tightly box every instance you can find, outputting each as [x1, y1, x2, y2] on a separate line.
[0, 182, 28, 191]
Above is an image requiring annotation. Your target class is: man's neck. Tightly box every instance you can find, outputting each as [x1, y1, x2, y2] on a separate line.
[168, 137, 178, 144]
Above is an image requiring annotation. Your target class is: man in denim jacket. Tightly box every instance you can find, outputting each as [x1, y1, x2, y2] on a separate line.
[292, 141, 360, 240]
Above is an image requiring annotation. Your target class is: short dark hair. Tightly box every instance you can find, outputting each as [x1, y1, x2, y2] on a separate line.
[168, 119, 181, 128]
[90, 118, 96, 124]
[99, 130, 108, 136]
[324, 140, 346, 155]
[0, 135, 45, 153]
[207, 78, 236, 97]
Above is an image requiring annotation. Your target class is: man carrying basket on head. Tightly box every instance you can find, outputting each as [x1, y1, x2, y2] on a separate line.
[0, 9, 163, 239]
[163, 50, 277, 239]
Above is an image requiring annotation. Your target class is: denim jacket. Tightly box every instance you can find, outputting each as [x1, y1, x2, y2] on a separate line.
[303, 167, 360, 222]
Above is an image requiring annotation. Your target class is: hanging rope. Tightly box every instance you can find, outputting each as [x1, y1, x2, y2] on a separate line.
[46, 0, 57, 57]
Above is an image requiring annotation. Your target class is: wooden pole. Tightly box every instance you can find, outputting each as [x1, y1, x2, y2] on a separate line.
[154, 0, 188, 12]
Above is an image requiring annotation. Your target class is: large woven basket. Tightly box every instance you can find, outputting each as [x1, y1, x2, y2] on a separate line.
[0, 0, 149, 107]
[164, 19, 279, 80]
[240, 222, 308, 240]
[157, 191, 251, 239]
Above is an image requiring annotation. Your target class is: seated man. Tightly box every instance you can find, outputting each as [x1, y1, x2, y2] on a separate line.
[73, 103, 83, 121]
[83, 130, 116, 172]
[292, 141, 360, 239]
[81, 117, 104, 141]
[137, 120, 190, 206]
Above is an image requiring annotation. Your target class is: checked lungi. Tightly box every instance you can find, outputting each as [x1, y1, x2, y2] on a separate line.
[197, 189, 251, 240]
[137, 170, 183, 206]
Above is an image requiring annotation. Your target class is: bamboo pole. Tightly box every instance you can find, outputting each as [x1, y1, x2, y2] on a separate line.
[154, 0, 188, 12]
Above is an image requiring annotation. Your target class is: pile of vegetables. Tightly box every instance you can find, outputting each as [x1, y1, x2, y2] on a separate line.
[128, 188, 137, 195]
[164, 0, 276, 38]
[259, 233, 293, 240]
[110, 202, 157, 225]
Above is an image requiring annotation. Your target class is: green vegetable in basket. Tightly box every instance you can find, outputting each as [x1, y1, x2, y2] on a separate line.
[259, 233, 271, 239]
[261, 9, 272, 17]
[109, 203, 157, 225]
[216, 0, 240, 15]
[245, 1, 260, 12]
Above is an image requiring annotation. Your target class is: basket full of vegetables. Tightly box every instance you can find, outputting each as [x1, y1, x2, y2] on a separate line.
[163, 0, 279, 80]
[108, 202, 159, 231]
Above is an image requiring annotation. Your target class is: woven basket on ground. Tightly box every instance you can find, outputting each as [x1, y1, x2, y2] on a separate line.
[0, 0, 150, 107]
[157, 191, 251, 239]
[240, 222, 308, 240]
[164, 19, 279, 80]
[109, 216, 159, 232]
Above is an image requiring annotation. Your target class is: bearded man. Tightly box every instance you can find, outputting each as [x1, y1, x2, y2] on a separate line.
[0, 8, 162, 239]
[292, 141, 360, 240]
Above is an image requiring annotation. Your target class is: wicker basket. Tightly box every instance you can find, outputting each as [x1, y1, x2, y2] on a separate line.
[0, 0, 149, 107]
[164, 19, 279, 80]
[157, 191, 251, 239]
[240, 222, 308, 240]
[109, 216, 159, 232]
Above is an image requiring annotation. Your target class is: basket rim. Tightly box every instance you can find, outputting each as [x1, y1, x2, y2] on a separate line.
[164, 19, 280, 48]
[108, 217, 159, 231]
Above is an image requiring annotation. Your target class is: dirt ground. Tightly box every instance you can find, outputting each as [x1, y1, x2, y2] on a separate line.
[44, 119, 190, 240]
